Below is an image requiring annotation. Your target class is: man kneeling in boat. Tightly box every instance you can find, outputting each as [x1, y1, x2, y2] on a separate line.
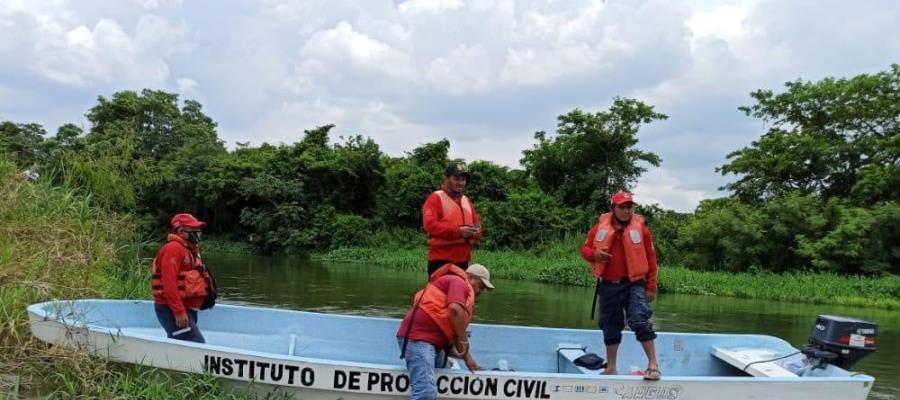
[581, 191, 661, 380]
[152, 213, 213, 343]
[397, 263, 495, 400]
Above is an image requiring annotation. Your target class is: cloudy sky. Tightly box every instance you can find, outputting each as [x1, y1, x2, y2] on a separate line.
[1, 0, 898, 210]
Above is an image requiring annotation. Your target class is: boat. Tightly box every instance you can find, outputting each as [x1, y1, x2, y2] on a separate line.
[28, 299, 877, 399]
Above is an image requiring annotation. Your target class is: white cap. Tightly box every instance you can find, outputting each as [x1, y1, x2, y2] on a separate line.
[467, 264, 495, 289]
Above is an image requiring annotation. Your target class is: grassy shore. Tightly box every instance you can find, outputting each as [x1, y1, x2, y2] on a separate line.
[0, 161, 259, 399]
[316, 242, 900, 309]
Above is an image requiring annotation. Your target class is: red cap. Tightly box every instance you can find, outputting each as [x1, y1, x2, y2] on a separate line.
[170, 213, 206, 229]
[610, 191, 635, 206]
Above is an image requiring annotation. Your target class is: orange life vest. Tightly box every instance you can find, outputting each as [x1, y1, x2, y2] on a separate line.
[427, 190, 476, 247]
[589, 213, 650, 281]
[151, 235, 209, 298]
[412, 263, 475, 343]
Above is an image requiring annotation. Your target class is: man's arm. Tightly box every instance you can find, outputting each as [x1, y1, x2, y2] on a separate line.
[159, 245, 187, 317]
[448, 303, 469, 353]
[448, 302, 481, 372]
[581, 224, 603, 262]
[643, 225, 659, 300]
[422, 193, 465, 240]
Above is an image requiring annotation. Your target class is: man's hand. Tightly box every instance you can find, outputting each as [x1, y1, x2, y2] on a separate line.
[454, 339, 469, 357]
[460, 225, 479, 238]
[593, 248, 612, 262]
[464, 353, 481, 372]
[646, 291, 656, 303]
[175, 313, 189, 328]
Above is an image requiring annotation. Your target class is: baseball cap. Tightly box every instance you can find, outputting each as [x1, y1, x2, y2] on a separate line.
[610, 191, 635, 206]
[466, 263, 495, 289]
[170, 213, 206, 229]
[444, 163, 469, 177]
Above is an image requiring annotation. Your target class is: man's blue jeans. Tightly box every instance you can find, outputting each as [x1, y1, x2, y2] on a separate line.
[597, 280, 657, 345]
[397, 338, 446, 400]
[155, 304, 205, 343]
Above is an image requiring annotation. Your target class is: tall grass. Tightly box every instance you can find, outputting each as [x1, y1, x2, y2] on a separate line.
[0, 159, 262, 398]
[316, 238, 900, 309]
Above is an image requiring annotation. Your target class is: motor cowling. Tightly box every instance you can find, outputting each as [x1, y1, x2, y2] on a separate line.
[802, 315, 876, 370]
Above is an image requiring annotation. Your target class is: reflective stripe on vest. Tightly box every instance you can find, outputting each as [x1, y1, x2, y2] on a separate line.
[412, 263, 475, 343]
[427, 190, 475, 247]
[589, 213, 650, 281]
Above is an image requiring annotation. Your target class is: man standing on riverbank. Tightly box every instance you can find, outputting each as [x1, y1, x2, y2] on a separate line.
[422, 163, 483, 276]
[580, 191, 660, 380]
[397, 263, 494, 400]
[152, 213, 210, 343]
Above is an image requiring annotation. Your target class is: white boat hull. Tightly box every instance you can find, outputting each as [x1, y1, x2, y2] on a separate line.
[28, 300, 874, 400]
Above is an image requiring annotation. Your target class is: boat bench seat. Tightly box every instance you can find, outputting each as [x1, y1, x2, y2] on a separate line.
[556, 343, 601, 374]
[712, 346, 799, 378]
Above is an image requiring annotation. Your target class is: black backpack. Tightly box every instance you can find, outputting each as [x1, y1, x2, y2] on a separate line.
[199, 264, 218, 310]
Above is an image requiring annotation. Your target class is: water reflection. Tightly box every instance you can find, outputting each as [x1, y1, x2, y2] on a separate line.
[208, 253, 898, 399]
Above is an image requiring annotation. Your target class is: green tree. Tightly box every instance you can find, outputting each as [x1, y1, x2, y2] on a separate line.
[62, 89, 226, 222]
[234, 127, 386, 253]
[521, 98, 665, 212]
[86, 90, 183, 161]
[797, 201, 900, 274]
[479, 191, 584, 249]
[465, 160, 527, 202]
[53, 123, 155, 211]
[635, 204, 691, 266]
[677, 198, 767, 271]
[0, 121, 47, 167]
[721, 65, 900, 204]
[374, 140, 450, 229]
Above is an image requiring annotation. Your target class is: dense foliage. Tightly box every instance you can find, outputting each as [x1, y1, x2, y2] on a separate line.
[3, 66, 898, 275]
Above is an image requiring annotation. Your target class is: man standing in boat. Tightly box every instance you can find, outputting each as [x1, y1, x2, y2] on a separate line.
[422, 163, 483, 276]
[397, 263, 495, 400]
[152, 213, 211, 343]
[581, 191, 661, 380]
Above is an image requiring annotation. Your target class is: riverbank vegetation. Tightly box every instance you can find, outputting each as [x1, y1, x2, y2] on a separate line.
[317, 239, 900, 309]
[4, 66, 897, 277]
[0, 66, 895, 295]
[0, 160, 259, 398]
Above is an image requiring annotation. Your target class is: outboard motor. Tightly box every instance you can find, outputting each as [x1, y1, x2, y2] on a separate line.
[801, 315, 876, 370]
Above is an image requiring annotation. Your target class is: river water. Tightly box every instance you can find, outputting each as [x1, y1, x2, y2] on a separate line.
[207, 253, 899, 399]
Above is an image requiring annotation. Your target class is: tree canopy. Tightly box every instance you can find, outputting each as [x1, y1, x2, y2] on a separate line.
[522, 98, 665, 212]
[720, 65, 900, 205]
[1, 65, 897, 274]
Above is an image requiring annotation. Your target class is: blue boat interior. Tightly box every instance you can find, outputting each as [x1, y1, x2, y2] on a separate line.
[32, 300, 861, 379]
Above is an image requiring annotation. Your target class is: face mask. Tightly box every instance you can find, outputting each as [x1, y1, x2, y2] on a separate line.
[187, 231, 202, 244]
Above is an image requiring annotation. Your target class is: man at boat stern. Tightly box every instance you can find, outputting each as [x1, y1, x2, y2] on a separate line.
[152, 213, 209, 343]
[422, 163, 483, 276]
[581, 191, 661, 380]
[397, 263, 495, 400]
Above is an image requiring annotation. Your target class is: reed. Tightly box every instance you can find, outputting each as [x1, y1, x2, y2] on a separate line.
[0, 160, 262, 398]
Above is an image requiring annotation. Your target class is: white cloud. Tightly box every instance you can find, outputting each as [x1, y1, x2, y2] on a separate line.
[135, 14, 194, 57]
[303, 21, 389, 64]
[33, 19, 171, 87]
[223, 98, 440, 157]
[686, 4, 749, 42]
[398, 0, 464, 15]
[0, 2, 186, 88]
[425, 44, 494, 94]
[176, 78, 197, 92]
[131, 0, 183, 10]
[291, 21, 417, 92]
[3, 0, 900, 211]
[635, 168, 708, 212]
